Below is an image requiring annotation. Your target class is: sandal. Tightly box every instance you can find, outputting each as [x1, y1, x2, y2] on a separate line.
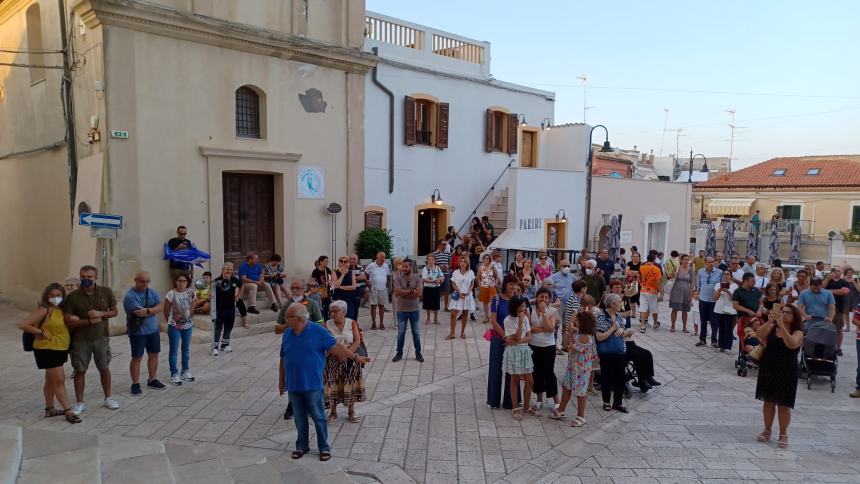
[347, 413, 359, 423]
[571, 416, 586, 427]
[319, 452, 331, 462]
[445, 335, 456, 340]
[291, 450, 306, 459]
[602, 403, 612, 411]
[44, 406, 64, 418]
[242, 320, 251, 329]
[639, 327, 647, 334]
[460, 334, 466, 339]
[549, 408, 565, 420]
[777, 434, 788, 448]
[525, 406, 540, 417]
[512, 407, 523, 420]
[669, 328, 676, 333]
[755, 430, 771, 442]
[64, 409, 81, 424]
[327, 413, 337, 423]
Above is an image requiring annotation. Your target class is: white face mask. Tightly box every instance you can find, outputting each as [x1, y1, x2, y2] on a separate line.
[585, 269, 593, 275]
[292, 295, 304, 302]
[561, 267, 571, 275]
[49, 296, 63, 306]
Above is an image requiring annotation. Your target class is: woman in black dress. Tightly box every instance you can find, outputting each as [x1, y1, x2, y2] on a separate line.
[754, 303, 804, 449]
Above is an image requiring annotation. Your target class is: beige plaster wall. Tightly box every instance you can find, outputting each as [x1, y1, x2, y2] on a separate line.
[0, 0, 72, 293]
[102, 26, 363, 291]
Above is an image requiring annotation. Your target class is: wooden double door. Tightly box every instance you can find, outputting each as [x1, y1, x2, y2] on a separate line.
[223, 173, 275, 265]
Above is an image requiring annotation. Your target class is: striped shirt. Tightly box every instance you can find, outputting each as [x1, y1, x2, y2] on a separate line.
[563, 293, 581, 331]
[433, 250, 451, 275]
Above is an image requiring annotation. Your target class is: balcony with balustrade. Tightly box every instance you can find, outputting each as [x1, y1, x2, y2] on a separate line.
[364, 11, 491, 79]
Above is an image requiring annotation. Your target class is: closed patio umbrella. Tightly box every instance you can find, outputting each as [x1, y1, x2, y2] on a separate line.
[768, 220, 780, 265]
[724, 220, 735, 259]
[705, 221, 717, 258]
[746, 222, 758, 258]
[604, 215, 621, 263]
[789, 223, 801, 265]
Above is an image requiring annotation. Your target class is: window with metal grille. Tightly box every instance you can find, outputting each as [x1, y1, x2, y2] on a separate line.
[236, 86, 260, 138]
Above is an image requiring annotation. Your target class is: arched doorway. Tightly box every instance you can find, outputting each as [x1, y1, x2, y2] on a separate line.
[416, 206, 449, 256]
[597, 224, 611, 252]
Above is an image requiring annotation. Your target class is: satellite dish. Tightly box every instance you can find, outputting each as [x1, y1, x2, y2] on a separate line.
[828, 230, 837, 239]
[325, 202, 342, 214]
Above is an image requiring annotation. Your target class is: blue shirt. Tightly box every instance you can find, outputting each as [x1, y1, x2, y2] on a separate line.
[550, 271, 576, 303]
[239, 261, 263, 282]
[279, 322, 336, 392]
[798, 288, 834, 318]
[696, 268, 723, 302]
[122, 287, 162, 335]
[490, 296, 511, 341]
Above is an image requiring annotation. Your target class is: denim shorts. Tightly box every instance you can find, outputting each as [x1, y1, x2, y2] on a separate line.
[129, 331, 161, 358]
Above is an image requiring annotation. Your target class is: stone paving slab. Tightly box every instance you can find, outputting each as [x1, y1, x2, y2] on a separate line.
[0, 301, 858, 483]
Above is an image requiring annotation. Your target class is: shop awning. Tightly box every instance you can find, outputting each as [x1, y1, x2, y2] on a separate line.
[488, 228, 557, 251]
[707, 198, 756, 216]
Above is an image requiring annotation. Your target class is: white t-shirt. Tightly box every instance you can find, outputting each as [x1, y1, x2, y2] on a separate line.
[503, 313, 531, 340]
[366, 261, 390, 288]
[451, 269, 475, 295]
[529, 306, 557, 347]
[731, 268, 745, 283]
[754, 275, 768, 289]
[713, 282, 738, 315]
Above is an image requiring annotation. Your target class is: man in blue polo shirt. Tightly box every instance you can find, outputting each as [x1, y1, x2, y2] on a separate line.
[797, 278, 835, 322]
[239, 252, 277, 314]
[278, 302, 369, 461]
[122, 270, 165, 395]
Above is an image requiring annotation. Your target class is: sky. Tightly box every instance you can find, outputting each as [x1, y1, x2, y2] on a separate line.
[366, 0, 860, 169]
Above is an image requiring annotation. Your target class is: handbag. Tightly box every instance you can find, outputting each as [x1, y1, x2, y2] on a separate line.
[22, 309, 49, 352]
[127, 288, 150, 334]
[624, 277, 639, 297]
[483, 328, 494, 341]
[596, 334, 626, 355]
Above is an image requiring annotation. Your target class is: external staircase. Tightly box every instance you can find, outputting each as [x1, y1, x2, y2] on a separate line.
[484, 187, 509, 233]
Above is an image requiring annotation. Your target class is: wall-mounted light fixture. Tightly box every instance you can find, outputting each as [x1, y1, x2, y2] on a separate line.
[540, 117, 552, 131]
[518, 114, 527, 127]
[431, 188, 443, 206]
[555, 209, 567, 223]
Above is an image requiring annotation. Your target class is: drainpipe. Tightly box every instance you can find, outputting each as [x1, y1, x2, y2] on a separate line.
[370, 48, 395, 193]
[58, 0, 77, 218]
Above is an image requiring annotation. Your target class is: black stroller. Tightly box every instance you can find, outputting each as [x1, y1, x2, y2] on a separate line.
[799, 318, 837, 392]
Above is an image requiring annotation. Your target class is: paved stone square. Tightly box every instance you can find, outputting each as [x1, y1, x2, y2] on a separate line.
[0, 301, 858, 483]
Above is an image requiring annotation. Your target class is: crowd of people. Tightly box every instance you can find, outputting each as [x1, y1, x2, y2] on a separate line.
[15, 223, 860, 459]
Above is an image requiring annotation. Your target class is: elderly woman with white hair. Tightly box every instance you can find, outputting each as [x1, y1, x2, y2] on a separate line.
[322, 299, 366, 423]
[595, 293, 629, 413]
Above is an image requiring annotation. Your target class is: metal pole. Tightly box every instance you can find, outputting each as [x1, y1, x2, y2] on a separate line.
[583, 125, 608, 251]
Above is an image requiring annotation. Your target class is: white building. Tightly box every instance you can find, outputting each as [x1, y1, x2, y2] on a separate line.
[362, 12, 588, 257]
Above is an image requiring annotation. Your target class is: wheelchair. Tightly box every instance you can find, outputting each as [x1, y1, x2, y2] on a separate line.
[593, 359, 640, 398]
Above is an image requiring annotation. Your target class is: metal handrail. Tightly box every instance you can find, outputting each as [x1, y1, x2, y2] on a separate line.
[457, 159, 516, 235]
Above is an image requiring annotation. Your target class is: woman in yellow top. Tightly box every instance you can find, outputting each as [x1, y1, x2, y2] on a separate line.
[18, 283, 80, 423]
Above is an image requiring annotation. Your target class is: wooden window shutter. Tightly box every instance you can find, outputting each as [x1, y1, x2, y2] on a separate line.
[435, 102, 449, 149]
[404, 96, 416, 146]
[485, 109, 494, 152]
[506, 112, 519, 154]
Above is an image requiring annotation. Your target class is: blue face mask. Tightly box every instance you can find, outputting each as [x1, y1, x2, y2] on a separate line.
[80, 279, 95, 289]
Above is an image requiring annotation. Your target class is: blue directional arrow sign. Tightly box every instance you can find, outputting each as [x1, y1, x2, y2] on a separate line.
[79, 212, 123, 229]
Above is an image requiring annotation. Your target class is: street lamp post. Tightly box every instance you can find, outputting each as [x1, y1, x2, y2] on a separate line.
[584, 125, 611, 250]
[687, 150, 709, 183]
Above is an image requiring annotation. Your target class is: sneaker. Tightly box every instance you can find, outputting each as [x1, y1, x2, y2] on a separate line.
[147, 379, 166, 390]
[392, 353, 403, 362]
[416, 353, 424, 363]
[221, 345, 233, 353]
[850, 390, 860, 398]
[104, 397, 120, 410]
[211, 347, 219, 357]
[71, 402, 86, 415]
[695, 341, 706, 347]
[271, 303, 279, 312]
[170, 374, 183, 386]
[247, 306, 260, 314]
[470, 314, 476, 322]
[131, 383, 142, 395]
[180, 370, 195, 382]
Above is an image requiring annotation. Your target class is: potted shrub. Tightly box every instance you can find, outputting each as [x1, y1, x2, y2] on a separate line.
[355, 228, 392, 260]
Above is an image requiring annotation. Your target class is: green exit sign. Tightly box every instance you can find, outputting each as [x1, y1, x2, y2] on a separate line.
[111, 130, 129, 139]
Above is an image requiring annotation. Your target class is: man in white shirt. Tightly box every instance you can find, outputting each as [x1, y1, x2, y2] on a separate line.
[729, 256, 746, 285]
[366, 252, 391, 330]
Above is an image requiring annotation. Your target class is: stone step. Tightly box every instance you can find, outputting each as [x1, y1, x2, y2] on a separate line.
[0, 426, 21, 484]
[18, 428, 101, 484]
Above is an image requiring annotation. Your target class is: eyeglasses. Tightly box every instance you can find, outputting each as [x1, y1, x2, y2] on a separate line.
[781, 309, 792, 314]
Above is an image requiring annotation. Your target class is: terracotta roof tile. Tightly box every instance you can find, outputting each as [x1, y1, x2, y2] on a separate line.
[693, 157, 860, 191]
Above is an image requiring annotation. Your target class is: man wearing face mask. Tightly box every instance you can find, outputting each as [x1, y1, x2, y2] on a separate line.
[63, 265, 119, 415]
[581, 259, 607, 305]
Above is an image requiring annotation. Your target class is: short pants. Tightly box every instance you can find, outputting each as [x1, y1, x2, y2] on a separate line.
[639, 293, 659, 315]
[129, 331, 161, 358]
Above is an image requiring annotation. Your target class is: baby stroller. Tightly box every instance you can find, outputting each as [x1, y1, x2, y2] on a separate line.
[735, 316, 761, 377]
[800, 318, 837, 392]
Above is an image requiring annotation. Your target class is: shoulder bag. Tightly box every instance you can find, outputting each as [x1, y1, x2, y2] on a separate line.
[22, 308, 50, 352]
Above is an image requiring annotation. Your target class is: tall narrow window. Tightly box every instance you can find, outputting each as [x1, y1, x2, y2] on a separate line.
[415, 99, 433, 145]
[26, 4, 46, 84]
[235, 86, 261, 138]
